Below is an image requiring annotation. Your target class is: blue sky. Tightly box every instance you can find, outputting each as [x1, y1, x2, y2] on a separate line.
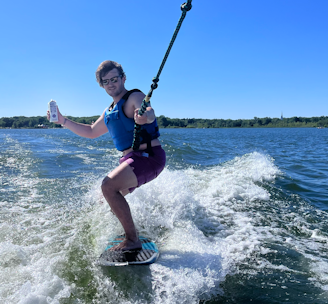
[1, 0, 327, 120]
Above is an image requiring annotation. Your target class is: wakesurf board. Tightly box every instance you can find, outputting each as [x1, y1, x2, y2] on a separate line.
[98, 235, 159, 266]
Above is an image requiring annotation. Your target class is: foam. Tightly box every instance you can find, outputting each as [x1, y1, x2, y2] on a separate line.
[83, 152, 282, 302]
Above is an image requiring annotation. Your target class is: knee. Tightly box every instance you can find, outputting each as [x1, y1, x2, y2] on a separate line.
[101, 176, 121, 195]
[101, 176, 112, 194]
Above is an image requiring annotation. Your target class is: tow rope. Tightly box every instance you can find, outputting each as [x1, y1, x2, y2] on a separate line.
[132, 0, 193, 151]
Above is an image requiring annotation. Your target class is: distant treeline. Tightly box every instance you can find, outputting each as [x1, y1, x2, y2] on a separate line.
[0, 116, 99, 129]
[0, 115, 327, 129]
[156, 115, 328, 128]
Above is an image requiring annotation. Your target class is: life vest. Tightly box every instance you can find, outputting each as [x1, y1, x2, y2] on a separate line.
[104, 89, 160, 152]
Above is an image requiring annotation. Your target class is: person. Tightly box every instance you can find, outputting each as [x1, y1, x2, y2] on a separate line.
[47, 60, 166, 252]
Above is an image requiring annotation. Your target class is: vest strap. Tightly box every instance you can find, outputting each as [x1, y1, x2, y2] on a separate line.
[121, 89, 142, 101]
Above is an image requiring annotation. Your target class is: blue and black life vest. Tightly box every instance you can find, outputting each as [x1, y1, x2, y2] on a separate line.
[104, 89, 160, 152]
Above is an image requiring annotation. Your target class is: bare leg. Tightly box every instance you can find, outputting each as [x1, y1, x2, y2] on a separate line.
[101, 161, 142, 251]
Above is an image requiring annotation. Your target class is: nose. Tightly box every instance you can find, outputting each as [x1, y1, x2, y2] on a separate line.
[104, 83, 113, 89]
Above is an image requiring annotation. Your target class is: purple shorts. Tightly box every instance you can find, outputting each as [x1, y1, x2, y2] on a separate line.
[119, 146, 166, 193]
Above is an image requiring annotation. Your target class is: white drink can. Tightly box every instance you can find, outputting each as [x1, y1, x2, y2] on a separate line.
[48, 99, 58, 122]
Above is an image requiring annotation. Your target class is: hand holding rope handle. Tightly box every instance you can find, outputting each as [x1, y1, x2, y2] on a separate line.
[132, 0, 192, 151]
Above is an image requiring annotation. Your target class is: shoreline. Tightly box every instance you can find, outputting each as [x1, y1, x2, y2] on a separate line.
[0, 126, 325, 130]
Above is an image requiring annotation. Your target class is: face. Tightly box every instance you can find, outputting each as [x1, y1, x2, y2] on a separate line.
[101, 68, 126, 98]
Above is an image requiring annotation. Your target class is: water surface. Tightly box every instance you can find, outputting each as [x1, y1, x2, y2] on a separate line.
[0, 128, 327, 303]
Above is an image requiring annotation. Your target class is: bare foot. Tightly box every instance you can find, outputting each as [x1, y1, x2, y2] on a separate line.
[109, 238, 142, 252]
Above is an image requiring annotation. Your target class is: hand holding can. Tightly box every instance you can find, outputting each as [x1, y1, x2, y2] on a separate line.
[48, 99, 58, 123]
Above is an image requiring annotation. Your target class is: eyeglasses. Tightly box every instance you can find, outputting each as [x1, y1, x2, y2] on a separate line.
[102, 75, 123, 85]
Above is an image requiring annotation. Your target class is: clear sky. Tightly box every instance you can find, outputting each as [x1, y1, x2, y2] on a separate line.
[1, 0, 327, 120]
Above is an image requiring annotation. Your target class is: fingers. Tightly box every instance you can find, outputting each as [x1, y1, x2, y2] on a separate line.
[134, 108, 147, 125]
[47, 105, 62, 123]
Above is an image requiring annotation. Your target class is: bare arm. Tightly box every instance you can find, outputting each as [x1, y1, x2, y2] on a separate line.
[47, 107, 108, 139]
[63, 110, 108, 139]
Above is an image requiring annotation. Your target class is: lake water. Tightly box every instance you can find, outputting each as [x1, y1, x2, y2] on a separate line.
[0, 128, 327, 303]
